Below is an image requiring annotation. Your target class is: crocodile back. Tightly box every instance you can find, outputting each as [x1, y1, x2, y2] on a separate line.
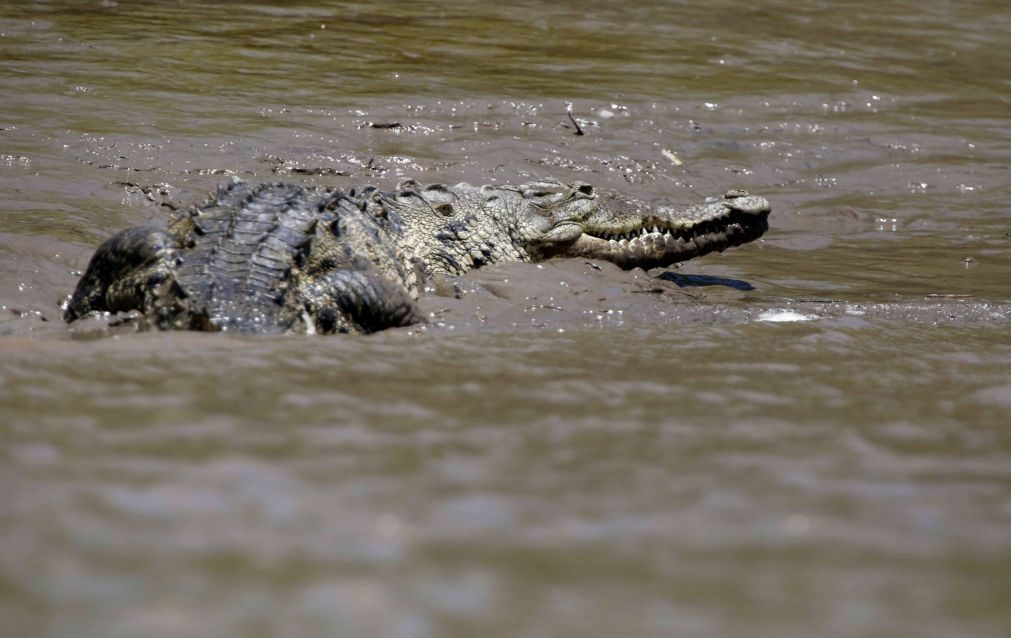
[171, 181, 326, 333]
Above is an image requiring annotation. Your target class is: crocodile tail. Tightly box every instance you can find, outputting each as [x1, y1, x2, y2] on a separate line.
[64, 225, 175, 322]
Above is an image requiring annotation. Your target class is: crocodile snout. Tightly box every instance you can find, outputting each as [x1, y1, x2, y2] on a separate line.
[723, 190, 771, 217]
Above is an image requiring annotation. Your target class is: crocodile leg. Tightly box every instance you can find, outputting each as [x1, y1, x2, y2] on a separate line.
[299, 269, 423, 334]
[64, 226, 177, 322]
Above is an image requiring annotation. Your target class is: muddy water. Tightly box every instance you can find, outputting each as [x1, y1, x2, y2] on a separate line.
[1, 1, 1010, 636]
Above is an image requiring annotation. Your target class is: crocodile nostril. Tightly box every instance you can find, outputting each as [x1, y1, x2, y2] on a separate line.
[577, 184, 594, 196]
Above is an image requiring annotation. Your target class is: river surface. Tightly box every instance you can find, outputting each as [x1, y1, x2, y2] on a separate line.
[1, 1, 1010, 636]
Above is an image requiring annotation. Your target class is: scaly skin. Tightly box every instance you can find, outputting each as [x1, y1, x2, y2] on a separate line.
[65, 178, 770, 334]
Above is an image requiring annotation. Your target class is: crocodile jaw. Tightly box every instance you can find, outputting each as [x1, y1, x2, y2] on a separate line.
[561, 192, 770, 270]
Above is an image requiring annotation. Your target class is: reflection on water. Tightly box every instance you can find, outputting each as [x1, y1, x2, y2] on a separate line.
[1, 1, 1010, 636]
[656, 271, 755, 290]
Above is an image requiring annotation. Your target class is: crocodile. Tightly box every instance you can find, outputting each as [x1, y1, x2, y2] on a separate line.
[64, 178, 770, 334]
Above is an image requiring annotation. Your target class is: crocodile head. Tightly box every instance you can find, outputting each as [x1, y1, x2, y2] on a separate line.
[519, 179, 770, 270]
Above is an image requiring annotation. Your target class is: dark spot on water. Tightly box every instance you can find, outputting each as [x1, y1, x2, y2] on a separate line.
[656, 271, 755, 290]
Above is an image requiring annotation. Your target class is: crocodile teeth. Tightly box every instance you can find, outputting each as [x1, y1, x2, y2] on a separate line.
[640, 228, 648, 236]
[652, 225, 659, 234]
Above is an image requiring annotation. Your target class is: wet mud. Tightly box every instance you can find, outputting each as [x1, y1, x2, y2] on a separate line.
[1, 1, 1009, 636]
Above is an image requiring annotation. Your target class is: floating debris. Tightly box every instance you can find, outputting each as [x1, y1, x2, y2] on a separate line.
[756, 309, 819, 322]
[661, 149, 683, 166]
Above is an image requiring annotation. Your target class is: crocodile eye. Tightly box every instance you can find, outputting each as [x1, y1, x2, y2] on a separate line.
[577, 184, 593, 196]
[330, 219, 341, 236]
[435, 203, 454, 216]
